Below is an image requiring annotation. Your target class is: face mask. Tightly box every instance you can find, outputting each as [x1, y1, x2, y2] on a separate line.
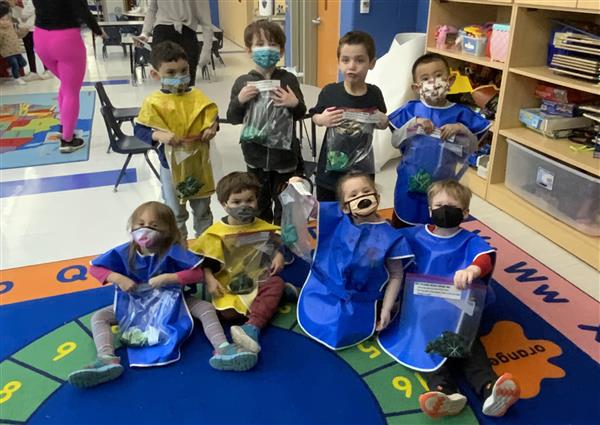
[345, 193, 379, 217]
[131, 227, 162, 249]
[161, 74, 190, 95]
[251, 46, 281, 69]
[227, 205, 258, 223]
[430, 205, 464, 228]
[419, 77, 450, 104]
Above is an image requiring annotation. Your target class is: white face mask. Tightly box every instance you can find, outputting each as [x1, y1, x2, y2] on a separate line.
[345, 193, 379, 217]
[131, 227, 162, 249]
[419, 77, 450, 104]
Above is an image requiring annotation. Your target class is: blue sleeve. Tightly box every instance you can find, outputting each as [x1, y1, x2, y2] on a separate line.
[91, 243, 131, 276]
[134, 123, 154, 146]
[388, 102, 416, 129]
[134, 123, 169, 169]
[388, 233, 414, 267]
[165, 245, 203, 271]
[458, 107, 491, 135]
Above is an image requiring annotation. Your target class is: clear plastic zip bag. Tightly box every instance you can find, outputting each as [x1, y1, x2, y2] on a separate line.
[279, 179, 316, 263]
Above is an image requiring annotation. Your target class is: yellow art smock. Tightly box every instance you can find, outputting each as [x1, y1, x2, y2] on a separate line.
[190, 218, 281, 315]
[136, 88, 218, 202]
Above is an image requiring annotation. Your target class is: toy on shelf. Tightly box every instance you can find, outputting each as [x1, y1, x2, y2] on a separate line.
[548, 20, 600, 83]
[490, 24, 510, 63]
[435, 25, 459, 50]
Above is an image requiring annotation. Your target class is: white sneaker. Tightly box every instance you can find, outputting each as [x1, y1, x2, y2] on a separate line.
[15, 78, 26, 85]
[482, 373, 520, 417]
[419, 391, 467, 419]
[39, 71, 53, 79]
[23, 72, 41, 81]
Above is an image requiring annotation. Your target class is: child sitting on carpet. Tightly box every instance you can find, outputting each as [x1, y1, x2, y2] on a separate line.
[67, 201, 257, 389]
[296, 172, 413, 350]
[378, 180, 520, 418]
[190, 172, 285, 359]
[388, 53, 491, 227]
[135, 41, 219, 241]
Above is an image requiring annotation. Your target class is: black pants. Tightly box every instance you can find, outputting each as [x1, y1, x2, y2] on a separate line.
[152, 24, 200, 86]
[247, 167, 294, 225]
[424, 338, 498, 400]
[22, 32, 47, 74]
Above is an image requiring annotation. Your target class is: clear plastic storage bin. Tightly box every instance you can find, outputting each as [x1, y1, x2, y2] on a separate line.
[505, 139, 600, 235]
[461, 32, 487, 57]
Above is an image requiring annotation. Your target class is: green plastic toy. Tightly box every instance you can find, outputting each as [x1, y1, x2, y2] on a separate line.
[281, 223, 299, 246]
[327, 151, 349, 171]
[408, 169, 433, 193]
[425, 331, 470, 358]
[176, 176, 204, 199]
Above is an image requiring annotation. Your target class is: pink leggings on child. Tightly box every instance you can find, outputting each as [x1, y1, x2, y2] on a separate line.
[33, 27, 86, 141]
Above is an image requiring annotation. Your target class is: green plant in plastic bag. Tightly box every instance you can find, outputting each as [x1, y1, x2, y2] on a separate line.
[425, 331, 470, 358]
[327, 151, 349, 171]
[408, 169, 433, 193]
[176, 176, 204, 199]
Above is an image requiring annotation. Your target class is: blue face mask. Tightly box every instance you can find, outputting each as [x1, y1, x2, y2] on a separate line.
[161, 74, 190, 95]
[252, 46, 281, 69]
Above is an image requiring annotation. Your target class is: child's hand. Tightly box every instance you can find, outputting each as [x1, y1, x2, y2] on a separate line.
[199, 120, 218, 143]
[238, 84, 260, 104]
[453, 265, 481, 289]
[153, 130, 179, 146]
[440, 123, 466, 141]
[149, 273, 177, 289]
[415, 117, 434, 134]
[315, 107, 344, 127]
[271, 86, 299, 108]
[375, 111, 389, 129]
[269, 252, 285, 276]
[114, 275, 137, 293]
[205, 273, 224, 297]
[376, 308, 392, 331]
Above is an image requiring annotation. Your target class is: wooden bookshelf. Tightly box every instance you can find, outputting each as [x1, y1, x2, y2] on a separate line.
[426, 0, 600, 269]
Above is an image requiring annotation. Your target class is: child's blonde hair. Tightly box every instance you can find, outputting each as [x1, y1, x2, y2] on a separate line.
[127, 201, 183, 268]
[427, 180, 472, 210]
[336, 171, 377, 206]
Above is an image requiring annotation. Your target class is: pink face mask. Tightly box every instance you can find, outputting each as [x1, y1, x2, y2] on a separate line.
[131, 227, 162, 249]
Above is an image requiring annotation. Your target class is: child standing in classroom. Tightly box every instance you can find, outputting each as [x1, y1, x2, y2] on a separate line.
[388, 53, 491, 227]
[135, 41, 219, 241]
[227, 20, 306, 225]
[311, 31, 389, 202]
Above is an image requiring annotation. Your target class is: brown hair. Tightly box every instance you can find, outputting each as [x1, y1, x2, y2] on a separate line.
[127, 201, 183, 268]
[337, 31, 376, 61]
[427, 180, 472, 210]
[216, 172, 262, 204]
[411, 53, 450, 81]
[336, 171, 377, 206]
[150, 41, 188, 69]
[243, 19, 286, 49]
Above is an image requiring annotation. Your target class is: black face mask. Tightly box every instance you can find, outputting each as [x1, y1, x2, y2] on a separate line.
[430, 205, 464, 228]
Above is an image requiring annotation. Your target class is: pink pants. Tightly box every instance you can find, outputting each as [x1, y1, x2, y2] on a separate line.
[33, 27, 86, 141]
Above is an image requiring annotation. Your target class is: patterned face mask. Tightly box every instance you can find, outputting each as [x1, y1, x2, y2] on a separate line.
[161, 74, 191, 95]
[131, 227, 163, 249]
[419, 77, 450, 104]
[345, 193, 379, 217]
[251, 46, 281, 69]
[226, 205, 258, 223]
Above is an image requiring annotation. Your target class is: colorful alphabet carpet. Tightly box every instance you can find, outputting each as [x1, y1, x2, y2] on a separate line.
[1, 213, 599, 424]
[0, 91, 95, 169]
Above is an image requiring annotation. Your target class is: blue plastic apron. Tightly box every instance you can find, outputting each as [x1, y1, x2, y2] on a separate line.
[297, 202, 413, 350]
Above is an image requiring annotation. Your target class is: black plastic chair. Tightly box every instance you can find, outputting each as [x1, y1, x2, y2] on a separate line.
[95, 82, 140, 152]
[99, 106, 160, 192]
[102, 26, 126, 59]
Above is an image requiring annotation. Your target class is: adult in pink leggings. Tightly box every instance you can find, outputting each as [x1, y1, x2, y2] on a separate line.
[32, 0, 103, 153]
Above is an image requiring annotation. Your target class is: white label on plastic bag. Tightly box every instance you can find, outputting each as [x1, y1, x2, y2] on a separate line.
[146, 326, 160, 345]
[413, 281, 462, 300]
[342, 111, 380, 124]
[173, 147, 199, 165]
[234, 231, 271, 246]
[536, 167, 554, 191]
[248, 80, 280, 92]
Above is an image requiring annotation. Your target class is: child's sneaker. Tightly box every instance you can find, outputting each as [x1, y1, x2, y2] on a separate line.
[209, 342, 257, 371]
[231, 323, 261, 353]
[419, 391, 467, 419]
[60, 137, 85, 153]
[281, 282, 299, 303]
[14, 78, 26, 85]
[67, 355, 123, 388]
[39, 70, 53, 79]
[482, 373, 520, 417]
[23, 72, 40, 81]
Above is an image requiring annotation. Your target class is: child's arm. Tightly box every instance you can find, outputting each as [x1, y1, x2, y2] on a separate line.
[89, 265, 137, 292]
[134, 122, 181, 147]
[149, 268, 205, 289]
[281, 74, 307, 120]
[226, 77, 258, 124]
[377, 258, 404, 331]
[313, 107, 344, 127]
[204, 268, 224, 297]
[453, 253, 493, 289]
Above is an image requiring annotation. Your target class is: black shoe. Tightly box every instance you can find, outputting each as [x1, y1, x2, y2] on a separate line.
[60, 137, 85, 153]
